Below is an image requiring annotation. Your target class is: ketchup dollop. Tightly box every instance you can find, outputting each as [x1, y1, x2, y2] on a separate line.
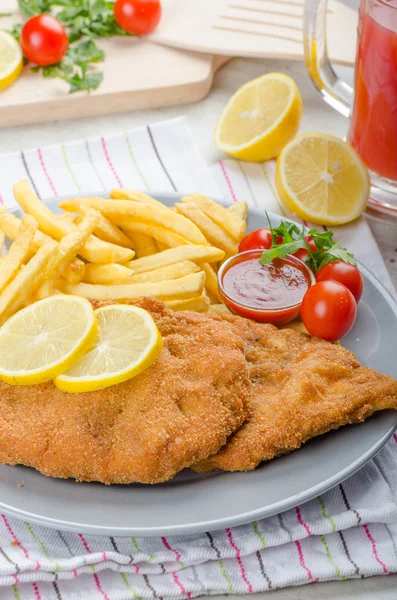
[218, 250, 315, 325]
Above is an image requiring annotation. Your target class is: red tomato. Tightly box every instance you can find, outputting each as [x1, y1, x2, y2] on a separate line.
[301, 280, 357, 341]
[114, 0, 162, 35]
[238, 228, 273, 253]
[276, 235, 284, 244]
[293, 235, 317, 262]
[316, 261, 364, 302]
[20, 15, 68, 66]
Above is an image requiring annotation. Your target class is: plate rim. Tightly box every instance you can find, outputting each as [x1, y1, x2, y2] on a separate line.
[0, 191, 396, 536]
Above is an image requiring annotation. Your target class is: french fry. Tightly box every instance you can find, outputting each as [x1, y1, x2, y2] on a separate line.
[0, 245, 53, 325]
[13, 181, 134, 264]
[175, 202, 238, 256]
[122, 231, 158, 258]
[39, 209, 101, 297]
[0, 211, 85, 284]
[0, 231, 4, 256]
[84, 263, 134, 285]
[63, 261, 85, 285]
[58, 197, 207, 245]
[208, 304, 232, 315]
[56, 212, 77, 225]
[228, 202, 248, 221]
[125, 245, 225, 273]
[166, 292, 210, 313]
[120, 221, 189, 249]
[0, 214, 37, 294]
[60, 271, 206, 303]
[182, 193, 246, 241]
[155, 241, 168, 252]
[200, 262, 222, 303]
[128, 261, 200, 284]
[76, 204, 135, 249]
[110, 188, 166, 208]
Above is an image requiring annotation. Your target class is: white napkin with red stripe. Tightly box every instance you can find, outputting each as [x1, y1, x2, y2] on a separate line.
[0, 116, 396, 600]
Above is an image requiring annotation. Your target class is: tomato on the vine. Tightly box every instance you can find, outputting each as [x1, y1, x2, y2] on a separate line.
[20, 15, 68, 66]
[301, 280, 357, 341]
[238, 228, 273, 252]
[316, 261, 363, 302]
[293, 235, 317, 262]
[114, 0, 162, 35]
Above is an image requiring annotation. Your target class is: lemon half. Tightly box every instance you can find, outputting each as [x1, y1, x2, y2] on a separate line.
[0, 31, 23, 91]
[215, 73, 303, 161]
[54, 304, 162, 393]
[0, 296, 97, 385]
[275, 132, 370, 225]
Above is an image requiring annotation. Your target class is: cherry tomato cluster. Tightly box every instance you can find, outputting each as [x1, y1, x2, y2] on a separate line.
[238, 228, 364, 341]
[19, 0, 161, 67]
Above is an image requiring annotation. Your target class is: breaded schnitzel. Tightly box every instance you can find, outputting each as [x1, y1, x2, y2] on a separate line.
[194, 312, 397, 472]
[0, 299, 250, 484]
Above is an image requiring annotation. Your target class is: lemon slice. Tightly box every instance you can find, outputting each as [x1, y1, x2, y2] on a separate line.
[275, 132, 370, 225]
[215, 73, 303, 161]
[0, 32, 23, 91]
[54, 304, 162, 393]
[0, 296, 97, 385]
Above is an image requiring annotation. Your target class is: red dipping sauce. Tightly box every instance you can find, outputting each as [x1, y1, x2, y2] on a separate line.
[218, 250, 315, 325]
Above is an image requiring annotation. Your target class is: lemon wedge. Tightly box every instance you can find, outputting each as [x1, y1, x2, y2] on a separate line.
[215, 73, 303, 161]
[54, 304, 162, 393]
[0, 296, 97, 385]
[0, 31, 23, 92]
[275, 132, 370, 225]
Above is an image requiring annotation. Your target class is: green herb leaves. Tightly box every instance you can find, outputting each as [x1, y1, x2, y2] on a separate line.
[259, 219, 356, 272]
[13, 0, 133, 93]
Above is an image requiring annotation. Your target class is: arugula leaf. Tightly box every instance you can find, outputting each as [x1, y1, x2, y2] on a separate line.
[258, 219, 357, 272]
[259, 239, 309, 264]
[17, 0, 51, 19]
[317, 247, 357, 268]
[0, 13, 13, 18]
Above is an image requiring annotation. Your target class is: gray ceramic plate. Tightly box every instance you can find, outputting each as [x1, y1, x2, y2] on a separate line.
[0, 192, 396, 536]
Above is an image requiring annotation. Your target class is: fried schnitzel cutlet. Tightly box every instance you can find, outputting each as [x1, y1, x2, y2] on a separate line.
[0, 298, 396, 483]
[193, 312, 397, 472]
[0, 299, 250, 484]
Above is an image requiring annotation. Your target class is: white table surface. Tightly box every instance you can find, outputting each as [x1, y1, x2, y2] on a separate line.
[0, 50, 396, 600]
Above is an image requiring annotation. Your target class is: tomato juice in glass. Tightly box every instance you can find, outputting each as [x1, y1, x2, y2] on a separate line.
[348, 0, 397, 183]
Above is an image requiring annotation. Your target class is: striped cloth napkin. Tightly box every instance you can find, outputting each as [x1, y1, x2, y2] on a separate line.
[0, 116, 396, 600]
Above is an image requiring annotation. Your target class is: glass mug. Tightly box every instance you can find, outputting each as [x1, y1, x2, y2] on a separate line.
[304, 0, 397, 213]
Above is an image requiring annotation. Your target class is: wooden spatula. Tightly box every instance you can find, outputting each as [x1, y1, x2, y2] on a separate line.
[149, 0, 357, 65]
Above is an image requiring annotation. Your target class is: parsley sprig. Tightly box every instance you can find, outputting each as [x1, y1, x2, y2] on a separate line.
[4, 1, 133, 93]
[259, 219, 356, 272]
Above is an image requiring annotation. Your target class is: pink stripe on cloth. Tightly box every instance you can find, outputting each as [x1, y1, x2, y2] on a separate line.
[1, 514, 30, 562]
[393, 433, 397, 444]
[37, 148, 57, 196]
[296, 506, 312, 536]
[295, 541, 315, 581]
[363, 524, 392, 574]
[161, 537, 182, 563]
[0, 194, 3, 204]
[219, 160, 238, 203]
[171, 571, 191, 599]
[225, 528, 253, 593]
[78, 533, 111, 600]
[32, 582, 42, 600]
[101, 137, 123, 187]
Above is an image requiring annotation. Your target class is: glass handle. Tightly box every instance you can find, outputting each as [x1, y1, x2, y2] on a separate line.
[303, 0, 354, 118]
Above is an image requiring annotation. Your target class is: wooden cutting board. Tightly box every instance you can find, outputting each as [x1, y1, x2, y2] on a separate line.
[0, 2, 229, 128]
[149, 0, 357, 66]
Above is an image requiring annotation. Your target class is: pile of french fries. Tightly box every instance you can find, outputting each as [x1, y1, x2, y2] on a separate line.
[0, 181, 248, 325]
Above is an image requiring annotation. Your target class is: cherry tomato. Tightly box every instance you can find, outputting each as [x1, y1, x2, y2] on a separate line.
[301, 280, 357, 341]
[238, 228, 273, 253]
[20, 15, 68, 67]
[114, 0, 162, 35]
[316, 261, 364, 302]
[276, 235, 284, 245]
[293, 235, 318, 262]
